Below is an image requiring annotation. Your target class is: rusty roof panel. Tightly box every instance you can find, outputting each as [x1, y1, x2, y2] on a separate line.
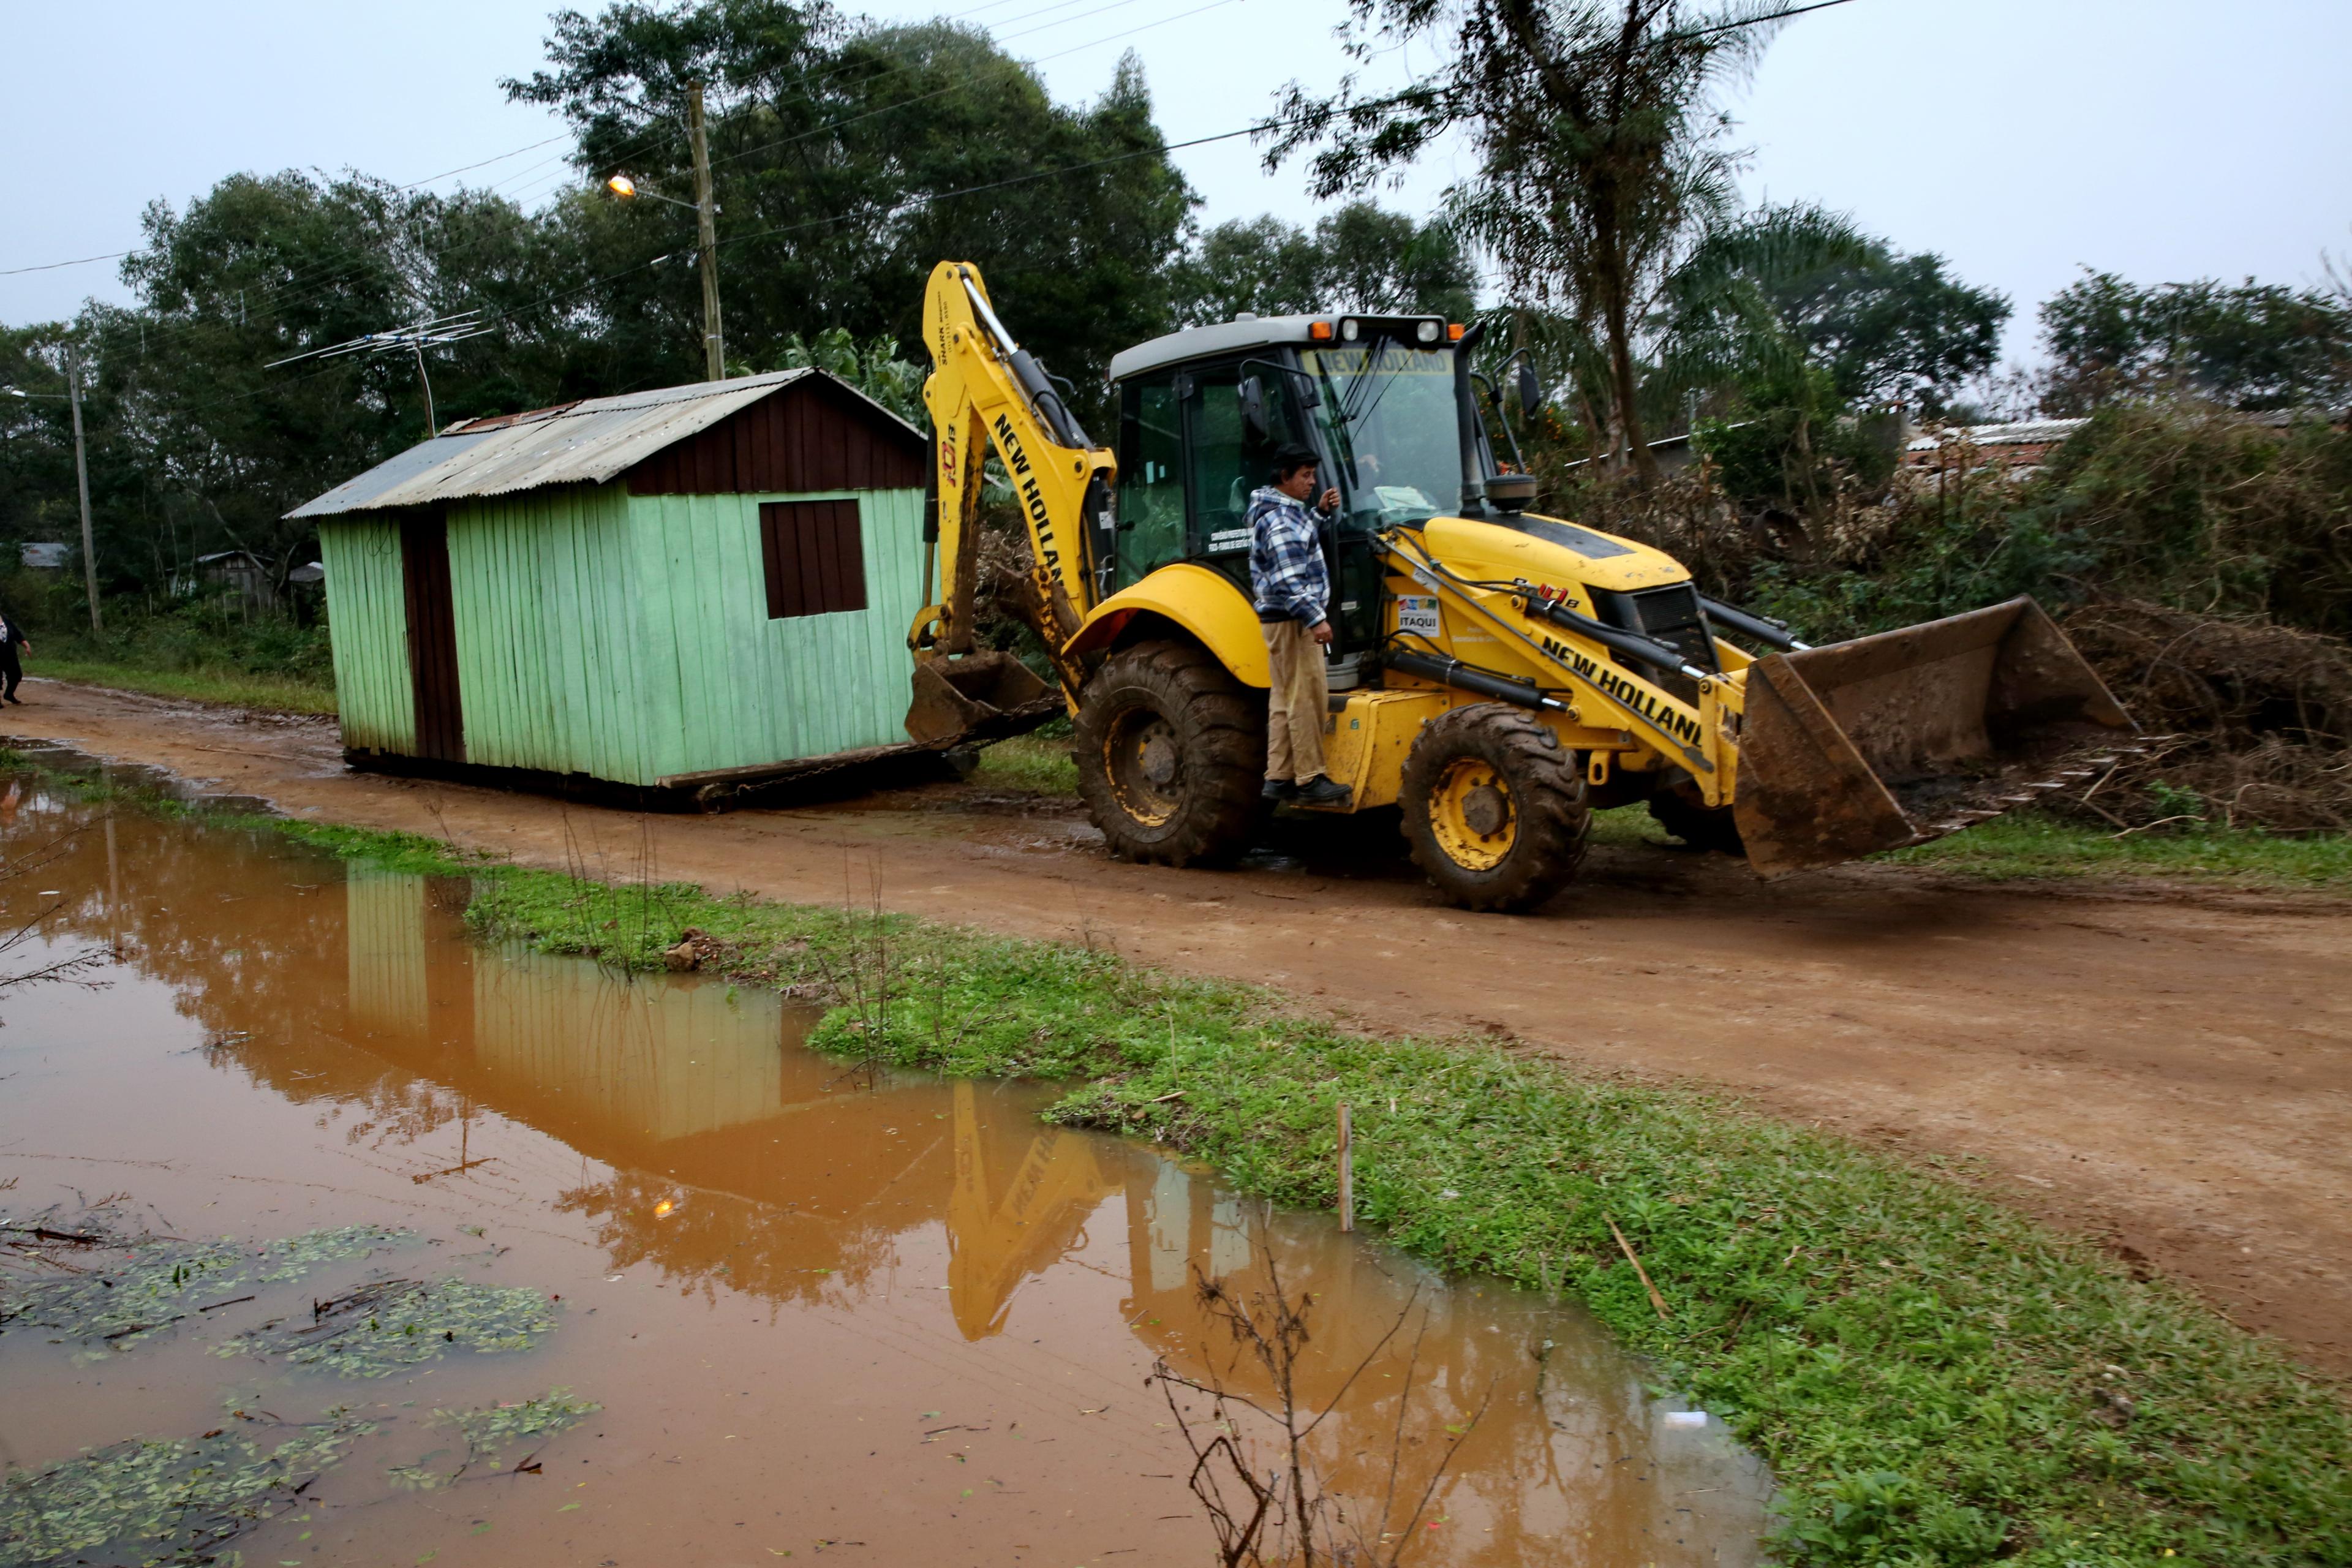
[289, 369, 873, 520]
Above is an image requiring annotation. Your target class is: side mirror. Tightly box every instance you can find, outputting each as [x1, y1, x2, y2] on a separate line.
[1516, 359, 1544, 419]
[1237, 375, 1268, 443]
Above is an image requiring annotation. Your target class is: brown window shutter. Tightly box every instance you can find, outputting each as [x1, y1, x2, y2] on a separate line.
[759, 500, 867, 619]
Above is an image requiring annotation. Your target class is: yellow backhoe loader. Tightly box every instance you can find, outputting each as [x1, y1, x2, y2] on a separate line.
[905, 260, 2135, 911]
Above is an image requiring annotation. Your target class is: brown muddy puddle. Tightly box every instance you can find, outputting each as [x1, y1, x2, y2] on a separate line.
[0, 771, 1768, 1567]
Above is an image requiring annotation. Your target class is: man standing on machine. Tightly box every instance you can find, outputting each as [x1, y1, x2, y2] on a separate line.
[1248, 445, 1350, 806]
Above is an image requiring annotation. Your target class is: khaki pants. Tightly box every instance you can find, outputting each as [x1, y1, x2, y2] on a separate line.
[1261, 619, 1329, 783]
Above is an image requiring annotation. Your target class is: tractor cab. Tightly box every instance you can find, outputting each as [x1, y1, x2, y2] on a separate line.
[1104, 312, 1521, 688]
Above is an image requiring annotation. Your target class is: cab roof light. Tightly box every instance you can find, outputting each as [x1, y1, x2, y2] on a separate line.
[1309, 320, 1333, 341]
[1447, 323, 1466, 342]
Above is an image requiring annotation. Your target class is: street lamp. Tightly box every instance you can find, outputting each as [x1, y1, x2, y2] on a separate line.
[605, 173, 699, 210]
[3, 366, 104, 633]
[603, 80, 726, 382]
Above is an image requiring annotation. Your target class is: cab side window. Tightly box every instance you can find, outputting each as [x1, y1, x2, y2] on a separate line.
[1183, 364, 1298, 560]
[1115, 377, 1185, 590]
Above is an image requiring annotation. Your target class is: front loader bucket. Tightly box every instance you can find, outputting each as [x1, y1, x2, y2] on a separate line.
[905, 650, 1059, 747]
[1733, 597, 2136, 877]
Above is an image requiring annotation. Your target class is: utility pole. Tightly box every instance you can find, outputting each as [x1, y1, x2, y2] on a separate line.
[687, 81, 725, 381]
[67, 355, 101, 633]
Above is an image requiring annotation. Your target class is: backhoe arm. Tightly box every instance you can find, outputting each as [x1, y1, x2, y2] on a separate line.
[913, 260, 1116, 699]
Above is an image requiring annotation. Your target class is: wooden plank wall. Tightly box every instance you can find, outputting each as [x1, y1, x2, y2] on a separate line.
[318, 518, 417, 753]
[443, 483, 646, 783]
[625, 378, 925, 497]
[628, 487, 928, 780]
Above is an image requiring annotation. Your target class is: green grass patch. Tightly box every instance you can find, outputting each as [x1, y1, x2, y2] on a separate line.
[28, 659, 336, 714]
[1888, 810, 2352, 889]
[1590, 801, 1677, 848]
[236, 812, 2352, 1567]
[970, 731, 1079, 796]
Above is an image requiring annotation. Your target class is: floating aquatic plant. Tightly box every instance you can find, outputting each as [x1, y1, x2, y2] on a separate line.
[439, 1388, 600, 1459]
[216, 1278, 556, 1378]
[0, 1223, 414, 1352]
[0, 1415, 373, 1566]
[388, 1388, 602, 1490]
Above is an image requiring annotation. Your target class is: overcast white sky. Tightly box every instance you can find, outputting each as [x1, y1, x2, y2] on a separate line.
[6, 0, 2348, 362]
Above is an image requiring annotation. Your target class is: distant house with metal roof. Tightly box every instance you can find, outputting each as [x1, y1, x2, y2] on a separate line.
[290, 369, 933, 802]
[1901, 418, 2090, 473]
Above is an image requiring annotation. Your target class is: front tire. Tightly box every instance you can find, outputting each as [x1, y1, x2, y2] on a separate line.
[1399, 704, 1590, 912]
[1074, 639, 1265, 866]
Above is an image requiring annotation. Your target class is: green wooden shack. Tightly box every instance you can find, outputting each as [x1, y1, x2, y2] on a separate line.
[290, 370, 933, 804]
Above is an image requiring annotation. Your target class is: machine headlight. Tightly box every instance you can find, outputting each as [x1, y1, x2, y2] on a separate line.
[1340, 318, 1362, 342]
[1415, 319, 1441, 344]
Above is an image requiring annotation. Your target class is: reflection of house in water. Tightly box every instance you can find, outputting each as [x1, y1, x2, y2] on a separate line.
[342, 867, 824, 1153]
[347, 864, 431, 1036]
[337, 868, 1084, 1333]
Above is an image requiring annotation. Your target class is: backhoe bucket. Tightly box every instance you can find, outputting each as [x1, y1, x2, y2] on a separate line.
[905, 650, 1059, 747]
[1732, 597, 2135, 877]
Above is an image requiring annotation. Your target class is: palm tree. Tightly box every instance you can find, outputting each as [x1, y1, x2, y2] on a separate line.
[1272, 1, 1798, 481]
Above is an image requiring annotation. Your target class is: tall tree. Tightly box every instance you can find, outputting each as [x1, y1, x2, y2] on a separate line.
[508, 2, 1194, 412]
[1651, 205, 2005, 416]
[1762, 248, 2008, 413]
[1272, 1, 1787, 481]
[2040, 270, 2352, 414]
[1170, 202, 1475, 326]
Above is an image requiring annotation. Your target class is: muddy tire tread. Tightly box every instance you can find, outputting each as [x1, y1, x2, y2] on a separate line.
[1399, 703, 1591, 913]
[1074, 639, 1265, 868]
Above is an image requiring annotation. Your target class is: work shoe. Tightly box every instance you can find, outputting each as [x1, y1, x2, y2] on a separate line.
[1294, 775, 1352, 808]
[1261, 777, 1297, 802]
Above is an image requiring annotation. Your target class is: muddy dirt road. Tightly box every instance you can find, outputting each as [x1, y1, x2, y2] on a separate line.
[7, 679, 2349, 1377]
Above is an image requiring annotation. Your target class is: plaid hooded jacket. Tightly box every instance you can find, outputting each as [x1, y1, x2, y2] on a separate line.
[1246, 486, 1330, 626]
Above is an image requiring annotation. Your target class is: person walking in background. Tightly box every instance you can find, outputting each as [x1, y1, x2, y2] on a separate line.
[0, 608, 30, 704]
[1247, 445, 1350, 807]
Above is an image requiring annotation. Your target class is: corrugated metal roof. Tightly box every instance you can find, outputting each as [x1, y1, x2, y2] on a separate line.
[288, 368, 925, 520]
[1904, 418, 2089, 452]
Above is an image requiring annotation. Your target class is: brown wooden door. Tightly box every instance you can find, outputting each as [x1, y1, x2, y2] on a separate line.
[401, 514, 465, 764]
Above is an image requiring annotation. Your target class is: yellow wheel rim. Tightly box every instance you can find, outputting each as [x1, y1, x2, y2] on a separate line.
[1428, 756, 1515, 872]
[1102, 706, 1180, 827]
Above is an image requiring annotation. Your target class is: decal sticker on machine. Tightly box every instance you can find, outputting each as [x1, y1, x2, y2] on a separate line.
[1396, 595, 1441, 637]
[1206, 527, 1251, 554]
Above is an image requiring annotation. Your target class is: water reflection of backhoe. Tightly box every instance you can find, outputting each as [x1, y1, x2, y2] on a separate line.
[948, 1080, 1112, 1338]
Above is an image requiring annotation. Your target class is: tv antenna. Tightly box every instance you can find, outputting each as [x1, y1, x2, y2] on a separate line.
[267, 309, 494, 432]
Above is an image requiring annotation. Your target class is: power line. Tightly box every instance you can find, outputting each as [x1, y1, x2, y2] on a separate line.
[394, 134, 573, 192]
[1, 250, 131, 277]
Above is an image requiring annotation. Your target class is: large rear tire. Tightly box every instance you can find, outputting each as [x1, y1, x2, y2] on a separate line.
[1399, 703, 1589, 912]
[1074, 639, 1265, 867]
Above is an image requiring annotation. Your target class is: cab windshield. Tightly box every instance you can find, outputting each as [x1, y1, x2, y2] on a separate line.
[1300, 342, 1464, 525]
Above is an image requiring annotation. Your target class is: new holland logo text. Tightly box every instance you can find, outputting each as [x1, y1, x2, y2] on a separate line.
[1540, 635, 1703, 745]
[993, 413, 1060, 573]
